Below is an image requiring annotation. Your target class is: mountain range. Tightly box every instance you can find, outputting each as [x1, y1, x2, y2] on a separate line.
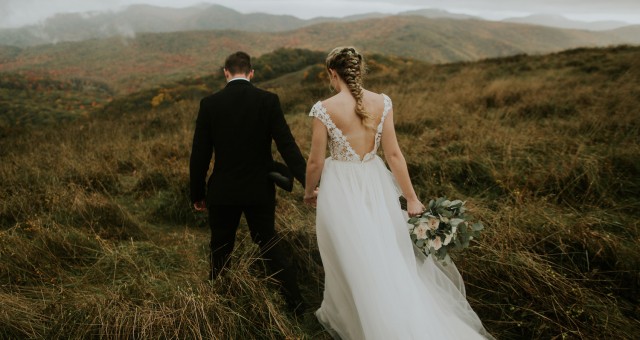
[3, 9, 639, 99]
[1, 4, 638, 47]
[1, 14, 635, 96]
[502, 14, 631, 31]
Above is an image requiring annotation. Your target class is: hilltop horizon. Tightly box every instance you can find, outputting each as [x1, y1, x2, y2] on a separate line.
[1, 3, 639, 49]
[1, 1, 638, 31]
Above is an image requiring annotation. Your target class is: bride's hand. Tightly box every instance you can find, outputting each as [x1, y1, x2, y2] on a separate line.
[304, 187, 319, 207]
[407, 199, 425, 217]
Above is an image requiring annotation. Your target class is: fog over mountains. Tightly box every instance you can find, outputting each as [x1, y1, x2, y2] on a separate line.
[0, 4, 638, 47]
[502, 14, 630, 31]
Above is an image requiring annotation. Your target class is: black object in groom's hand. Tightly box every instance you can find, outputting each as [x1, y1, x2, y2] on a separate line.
[269, 161, 294, 192]
[399, 196, 407, 210]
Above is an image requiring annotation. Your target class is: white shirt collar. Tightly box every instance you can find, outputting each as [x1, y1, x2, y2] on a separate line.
[228, 77, 250, 83]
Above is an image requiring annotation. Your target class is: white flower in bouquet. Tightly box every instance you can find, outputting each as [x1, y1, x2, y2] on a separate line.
[413, 224, 428, 240]
[427, 217, 439, 230]
[432, 236, 443, 250]
[443, 233, 453, 246]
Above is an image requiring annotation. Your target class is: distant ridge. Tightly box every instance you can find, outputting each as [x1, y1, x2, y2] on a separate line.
[0, 15, 632, 96]
[401, 8, 478, 20]
[503, 14, 630, 31]
[1, 4, 637, 47]
[608, 25, 640, 44]
[0, 4, 309, 46]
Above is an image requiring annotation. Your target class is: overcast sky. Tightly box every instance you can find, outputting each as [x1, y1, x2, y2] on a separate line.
[1, 0, 639, 28]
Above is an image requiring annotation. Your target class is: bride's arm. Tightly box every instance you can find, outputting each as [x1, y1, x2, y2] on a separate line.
[304, 118, 327, 204]
[380, 108, 424, 216]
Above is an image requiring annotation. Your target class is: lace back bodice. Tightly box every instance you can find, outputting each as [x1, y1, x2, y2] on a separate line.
[309, 94, 392, 162]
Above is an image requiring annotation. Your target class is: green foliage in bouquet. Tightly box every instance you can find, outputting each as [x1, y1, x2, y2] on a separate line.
[407, 197, 484, 264]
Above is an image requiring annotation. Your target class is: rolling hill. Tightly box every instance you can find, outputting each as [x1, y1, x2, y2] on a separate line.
[609, 25, 640, 44]
[0, 15, 632, 97]
[503, 14, 630, 31]
[0, 4, 308, 46]
[0, 3, 638, 48]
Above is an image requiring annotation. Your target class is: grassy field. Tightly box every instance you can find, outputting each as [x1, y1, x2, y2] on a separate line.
[1, 45, 639, 339]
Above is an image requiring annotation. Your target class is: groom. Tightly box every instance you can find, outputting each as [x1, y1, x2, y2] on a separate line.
[189, 51, 307, 313]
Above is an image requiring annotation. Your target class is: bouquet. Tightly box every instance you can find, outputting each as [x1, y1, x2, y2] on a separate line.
[407, 197, 484, 264]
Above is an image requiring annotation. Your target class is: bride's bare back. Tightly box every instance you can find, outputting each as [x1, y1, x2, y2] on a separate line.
[305, 46, 424, 216]
[321, 89, 386, 159]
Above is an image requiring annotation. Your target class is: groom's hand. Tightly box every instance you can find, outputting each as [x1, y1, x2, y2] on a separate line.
[193, 200, 207, 212]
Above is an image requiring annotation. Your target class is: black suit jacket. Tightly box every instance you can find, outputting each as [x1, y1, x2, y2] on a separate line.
[189, 80, 306, 206]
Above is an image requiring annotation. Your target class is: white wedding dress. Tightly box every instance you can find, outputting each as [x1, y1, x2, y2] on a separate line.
[309, 94, 493, 340]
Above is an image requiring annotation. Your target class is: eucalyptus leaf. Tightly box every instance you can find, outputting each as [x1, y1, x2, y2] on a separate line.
[472, 222, 484, 231]
[442, 254, 451, 266]
[450, 218, 464, 228]
[459, 223, 468, 233]
[450, 200, 463, 209]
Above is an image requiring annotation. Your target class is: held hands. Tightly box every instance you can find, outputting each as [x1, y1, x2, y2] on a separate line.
[193, 200, 207, 212]
[303, 187, 320, 207]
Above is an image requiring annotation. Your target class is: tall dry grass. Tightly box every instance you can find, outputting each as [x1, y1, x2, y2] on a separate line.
[1, 98, 327, 339]
[1, 46, 639, 339]
[375, 46, 640, 338]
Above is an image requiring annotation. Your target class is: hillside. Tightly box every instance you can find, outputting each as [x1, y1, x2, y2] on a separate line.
[0, 48, 326, 130]
[0, 4, 309, 46]
[1, 45, 639, 339]
[0, 15, 632, 98]
[503, 14, 630, 31]
[609, 25, 640, 44]
[2, 4, 638, 48]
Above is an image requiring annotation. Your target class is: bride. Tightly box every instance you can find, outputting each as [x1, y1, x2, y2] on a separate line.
[303, 47, 493, 339]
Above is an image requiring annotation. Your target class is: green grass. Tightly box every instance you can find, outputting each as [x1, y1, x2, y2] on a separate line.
[1, 45, 639, 339]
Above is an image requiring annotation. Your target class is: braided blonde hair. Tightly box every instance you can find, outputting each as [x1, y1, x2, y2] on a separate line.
[326, 47, 373, 130]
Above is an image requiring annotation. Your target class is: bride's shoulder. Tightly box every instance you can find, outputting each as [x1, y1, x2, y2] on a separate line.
[363, 90, 390, 102]
[321, 93, 341, 106]
[317, 94, 345, 115]
[362, 90, 391, 114]
[309, 97, 333, 118]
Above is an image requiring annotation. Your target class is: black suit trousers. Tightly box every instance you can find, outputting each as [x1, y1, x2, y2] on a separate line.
[208, 203, 301, 301]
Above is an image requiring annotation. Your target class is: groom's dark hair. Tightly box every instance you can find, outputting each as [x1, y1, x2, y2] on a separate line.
[224, 51, 252, 75]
